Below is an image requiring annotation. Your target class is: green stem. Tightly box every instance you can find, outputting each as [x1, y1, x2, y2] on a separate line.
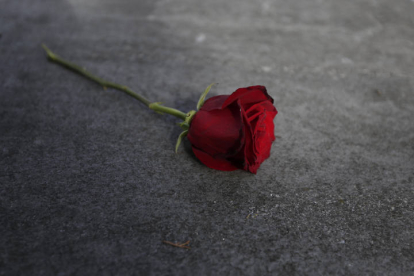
[41, 44, 187, 120]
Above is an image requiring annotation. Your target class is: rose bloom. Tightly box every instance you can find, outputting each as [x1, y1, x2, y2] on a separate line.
[187, 86, 278, 174]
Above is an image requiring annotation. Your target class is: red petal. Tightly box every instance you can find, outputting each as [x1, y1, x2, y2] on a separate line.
[238, 100, 255, 171]
[239, 101, 277, 174]
[222, 86, 273, 108]
[192, 146, 238, 171]
[253, 112, 276, 164]
[199, 95, 228, 111]
[188, 102, 244, 158]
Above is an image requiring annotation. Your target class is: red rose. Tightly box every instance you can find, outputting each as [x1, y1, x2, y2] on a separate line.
[42, 47, 278, 173]
[187, 86, 278, 174]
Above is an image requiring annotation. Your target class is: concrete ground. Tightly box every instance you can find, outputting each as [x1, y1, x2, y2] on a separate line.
[1, 0, 413, 275]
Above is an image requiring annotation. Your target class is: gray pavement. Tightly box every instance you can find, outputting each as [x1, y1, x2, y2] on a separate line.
[1, 0, 413, 275]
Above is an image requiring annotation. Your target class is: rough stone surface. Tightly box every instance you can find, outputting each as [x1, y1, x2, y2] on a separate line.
[1, 0, 413, 275]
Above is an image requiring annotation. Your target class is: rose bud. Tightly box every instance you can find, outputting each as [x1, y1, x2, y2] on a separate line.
[187, 86, 278, 174]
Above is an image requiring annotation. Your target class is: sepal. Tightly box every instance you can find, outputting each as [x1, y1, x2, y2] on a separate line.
[175, 130, 189, 153]
[197, 83, 217, 110]
[178, 122, 190, 130]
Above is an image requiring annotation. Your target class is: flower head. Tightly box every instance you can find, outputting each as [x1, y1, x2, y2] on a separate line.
[187, 86, 277, 174]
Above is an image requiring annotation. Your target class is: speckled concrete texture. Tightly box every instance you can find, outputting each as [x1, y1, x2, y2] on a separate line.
[1, 0, 413, 275]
